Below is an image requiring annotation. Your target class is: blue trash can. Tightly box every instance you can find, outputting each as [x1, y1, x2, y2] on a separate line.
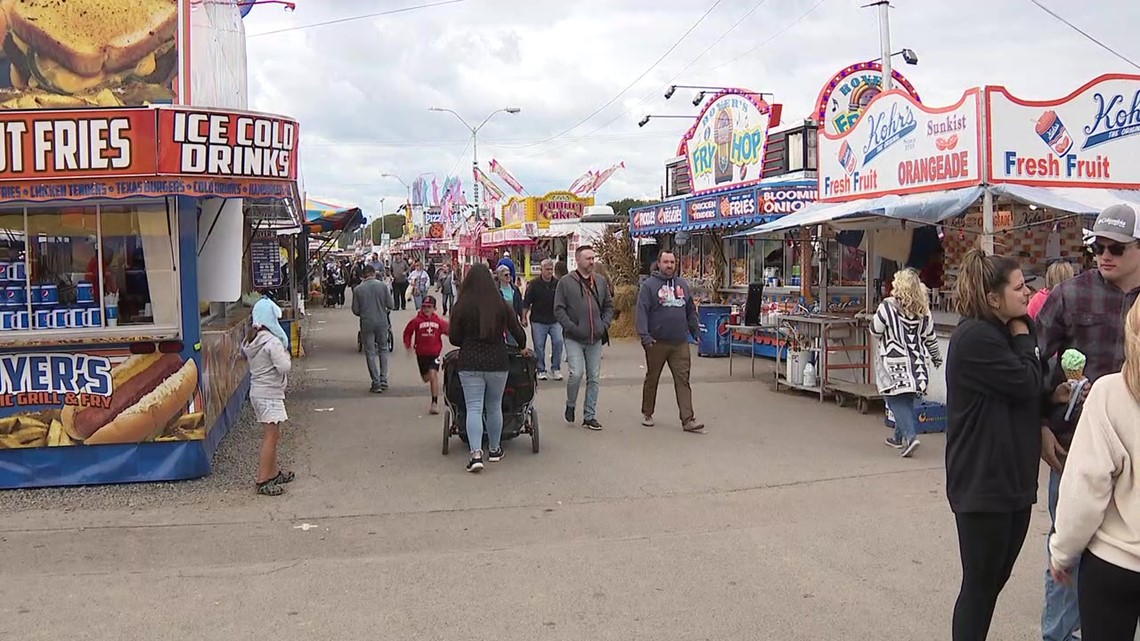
[697, 304, 731, 357]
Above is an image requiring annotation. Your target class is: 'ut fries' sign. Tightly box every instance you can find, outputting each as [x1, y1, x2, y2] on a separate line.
[0, 109, 156, 178]
[0, 107, 300, 183]
[158, 110, 299, 180]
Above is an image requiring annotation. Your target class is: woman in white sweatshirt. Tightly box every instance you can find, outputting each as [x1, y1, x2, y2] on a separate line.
[1050, 297, 1140, 641]
[242, 322, 294, 496]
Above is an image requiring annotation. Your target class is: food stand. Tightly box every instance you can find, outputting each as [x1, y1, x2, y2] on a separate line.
[741, 72, 1140, 408]
[0, 105, 302, 488]
[494, 191, 593, 277]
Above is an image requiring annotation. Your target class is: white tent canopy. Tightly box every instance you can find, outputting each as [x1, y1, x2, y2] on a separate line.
[988, 184, 1140, 215]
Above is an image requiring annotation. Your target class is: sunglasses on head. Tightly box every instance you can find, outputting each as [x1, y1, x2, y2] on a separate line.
[1092, 241, 1136, 257]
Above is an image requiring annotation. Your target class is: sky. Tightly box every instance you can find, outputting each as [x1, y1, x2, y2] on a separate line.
[242, 0, 1140, 222]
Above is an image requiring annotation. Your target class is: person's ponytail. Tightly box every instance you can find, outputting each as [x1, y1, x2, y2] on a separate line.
[954, 249, 1021, 320]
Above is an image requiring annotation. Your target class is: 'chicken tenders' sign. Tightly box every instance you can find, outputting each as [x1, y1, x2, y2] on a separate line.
[158, 110, 299, 180]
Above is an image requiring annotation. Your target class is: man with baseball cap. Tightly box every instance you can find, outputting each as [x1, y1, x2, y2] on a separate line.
[1036, 202, 1140, 641]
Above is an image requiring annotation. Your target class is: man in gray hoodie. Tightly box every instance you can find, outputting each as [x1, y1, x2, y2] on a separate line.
[636, 249, 705, 432]
[390, 253, 411, 311]
[351, 265, 395, 393]
[554, 245, 613, 430]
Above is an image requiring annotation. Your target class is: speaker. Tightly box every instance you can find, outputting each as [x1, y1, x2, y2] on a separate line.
[743, 282, 765, 326]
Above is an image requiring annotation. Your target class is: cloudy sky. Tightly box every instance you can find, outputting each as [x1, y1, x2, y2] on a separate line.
[242, 0, 1140, 221]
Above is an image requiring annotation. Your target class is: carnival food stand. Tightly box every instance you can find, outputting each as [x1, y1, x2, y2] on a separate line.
[0, 105, 302, 488]
[740, 72, 1140, 408]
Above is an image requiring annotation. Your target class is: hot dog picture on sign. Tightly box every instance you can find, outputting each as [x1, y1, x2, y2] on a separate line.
[0, 351, 204, 449]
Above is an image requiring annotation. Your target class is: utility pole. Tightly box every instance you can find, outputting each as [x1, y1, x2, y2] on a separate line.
[869, 1, 894, 90]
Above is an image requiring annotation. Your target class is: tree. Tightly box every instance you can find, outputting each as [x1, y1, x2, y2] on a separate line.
[606, 198, 657, 219]
[365, 214, 407, 244]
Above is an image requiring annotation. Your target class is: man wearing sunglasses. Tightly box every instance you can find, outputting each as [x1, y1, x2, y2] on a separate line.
[1036, 202, 1140, 641]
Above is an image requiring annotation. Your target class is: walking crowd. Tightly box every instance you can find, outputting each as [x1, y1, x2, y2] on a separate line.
[255, 205, 1140, 639]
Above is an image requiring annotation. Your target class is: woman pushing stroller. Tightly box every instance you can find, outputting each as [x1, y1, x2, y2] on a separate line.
[448, 263, 527, 473]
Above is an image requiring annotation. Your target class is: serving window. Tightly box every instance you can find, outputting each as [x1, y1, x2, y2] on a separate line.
[0, 199, 180, 338]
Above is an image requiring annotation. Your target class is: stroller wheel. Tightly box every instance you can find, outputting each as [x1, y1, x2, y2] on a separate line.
[441, 407, 451, 455]
[529, 406, 540, 454]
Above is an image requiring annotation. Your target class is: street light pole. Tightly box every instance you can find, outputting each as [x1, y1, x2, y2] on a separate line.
[429, 106, 521, 216]
[867, 0, 894, 90]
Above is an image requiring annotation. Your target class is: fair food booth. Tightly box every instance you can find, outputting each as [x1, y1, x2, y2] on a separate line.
[738, 72, 1140, 424]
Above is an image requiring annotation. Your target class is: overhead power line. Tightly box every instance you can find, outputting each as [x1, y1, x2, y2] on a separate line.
[1027, 0, 1140, 71]
[247, 0, 468, 38]
[511, 0, 725, 149]
[506, 0, 827, 159]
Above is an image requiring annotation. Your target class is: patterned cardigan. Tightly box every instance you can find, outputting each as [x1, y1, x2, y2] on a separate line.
[869, 298, 942, 396]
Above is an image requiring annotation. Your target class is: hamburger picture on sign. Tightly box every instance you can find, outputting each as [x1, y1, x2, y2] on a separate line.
[0, 0, 179, 109]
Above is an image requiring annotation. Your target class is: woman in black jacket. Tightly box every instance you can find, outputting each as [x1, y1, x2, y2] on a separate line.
[448, 264, 527, 473]
[945, 249, 1044, 641]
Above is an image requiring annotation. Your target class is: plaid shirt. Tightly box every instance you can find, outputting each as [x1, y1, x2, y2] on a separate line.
[1037, 269, 1140, 444]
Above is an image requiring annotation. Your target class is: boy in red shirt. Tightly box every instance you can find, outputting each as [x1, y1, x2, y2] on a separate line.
[403, 295, 449, 414]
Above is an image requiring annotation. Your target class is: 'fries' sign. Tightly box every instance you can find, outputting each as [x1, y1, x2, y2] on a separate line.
[158, 110, 299, 180]
[0, 110, 157, 178]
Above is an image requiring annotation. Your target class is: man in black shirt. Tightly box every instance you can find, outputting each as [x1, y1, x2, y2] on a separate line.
[523, 258, 563, 381]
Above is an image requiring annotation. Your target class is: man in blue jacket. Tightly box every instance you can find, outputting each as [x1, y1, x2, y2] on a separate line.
[636, 249, 705, 432]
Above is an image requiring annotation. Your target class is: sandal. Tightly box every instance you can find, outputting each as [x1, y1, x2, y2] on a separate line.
[256, 480, 285, 496]
[270, 470, 295, 485]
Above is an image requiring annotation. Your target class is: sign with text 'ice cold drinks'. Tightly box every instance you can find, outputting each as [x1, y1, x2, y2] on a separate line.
[987, 74, 1140, 188]
[0, 107, 299, 202]
[679, 90, 773, 196]
[818, 89, 983, 203]
[157, 109, 299, 182]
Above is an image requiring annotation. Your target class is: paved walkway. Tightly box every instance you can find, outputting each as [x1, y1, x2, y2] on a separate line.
[1, 301, 1055, 640]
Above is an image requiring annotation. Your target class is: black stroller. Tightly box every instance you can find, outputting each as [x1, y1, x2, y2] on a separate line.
[440, 347, 540, 455]
[357, 311, 394, 353]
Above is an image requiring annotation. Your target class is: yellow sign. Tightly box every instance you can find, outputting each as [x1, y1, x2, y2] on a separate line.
[535, 191, 593, 228]
[501, 197, 533, 229]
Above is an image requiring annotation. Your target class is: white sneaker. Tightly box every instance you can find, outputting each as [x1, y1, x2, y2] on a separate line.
[901, 439, 921, 458]
[553, 371, 564, 381]
[537, 372, 548, 381]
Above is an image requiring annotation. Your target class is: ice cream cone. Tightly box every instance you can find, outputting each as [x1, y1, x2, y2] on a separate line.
[1064, 367, 1084, 381]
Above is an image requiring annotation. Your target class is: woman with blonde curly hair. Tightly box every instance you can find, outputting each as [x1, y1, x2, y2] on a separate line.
[870, 267, 942, 457]
[1027, 260, 1076, 320]
[1049, 296, 1140, 641]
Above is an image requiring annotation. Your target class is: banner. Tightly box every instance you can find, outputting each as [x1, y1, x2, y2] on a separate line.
[0, 0, 180, 110]
[679, 90, 774, 196]
[473, 166, 505, 200]
[490, 159, 525, 194]
[987, 74, 1140, 188]
[818, 89, 983, 203]
[568, 170, 595, 196]
[586, 161, 625, 193]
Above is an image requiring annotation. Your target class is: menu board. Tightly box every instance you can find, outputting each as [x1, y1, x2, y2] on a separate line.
[250, 235, 282, 288]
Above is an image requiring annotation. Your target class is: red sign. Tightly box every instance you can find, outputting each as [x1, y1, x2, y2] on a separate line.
[0, 107, 300, 203]
[157, 109, 299, 181]
[0, 109, 157, 180]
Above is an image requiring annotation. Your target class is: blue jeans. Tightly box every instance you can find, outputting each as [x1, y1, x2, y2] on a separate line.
[458, 370, 508, 454]
[885, 393, 917, 443]
[1044, 467, 1081, 641]
[531, 322, 563, 374]
[565, 338, 602, 420]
